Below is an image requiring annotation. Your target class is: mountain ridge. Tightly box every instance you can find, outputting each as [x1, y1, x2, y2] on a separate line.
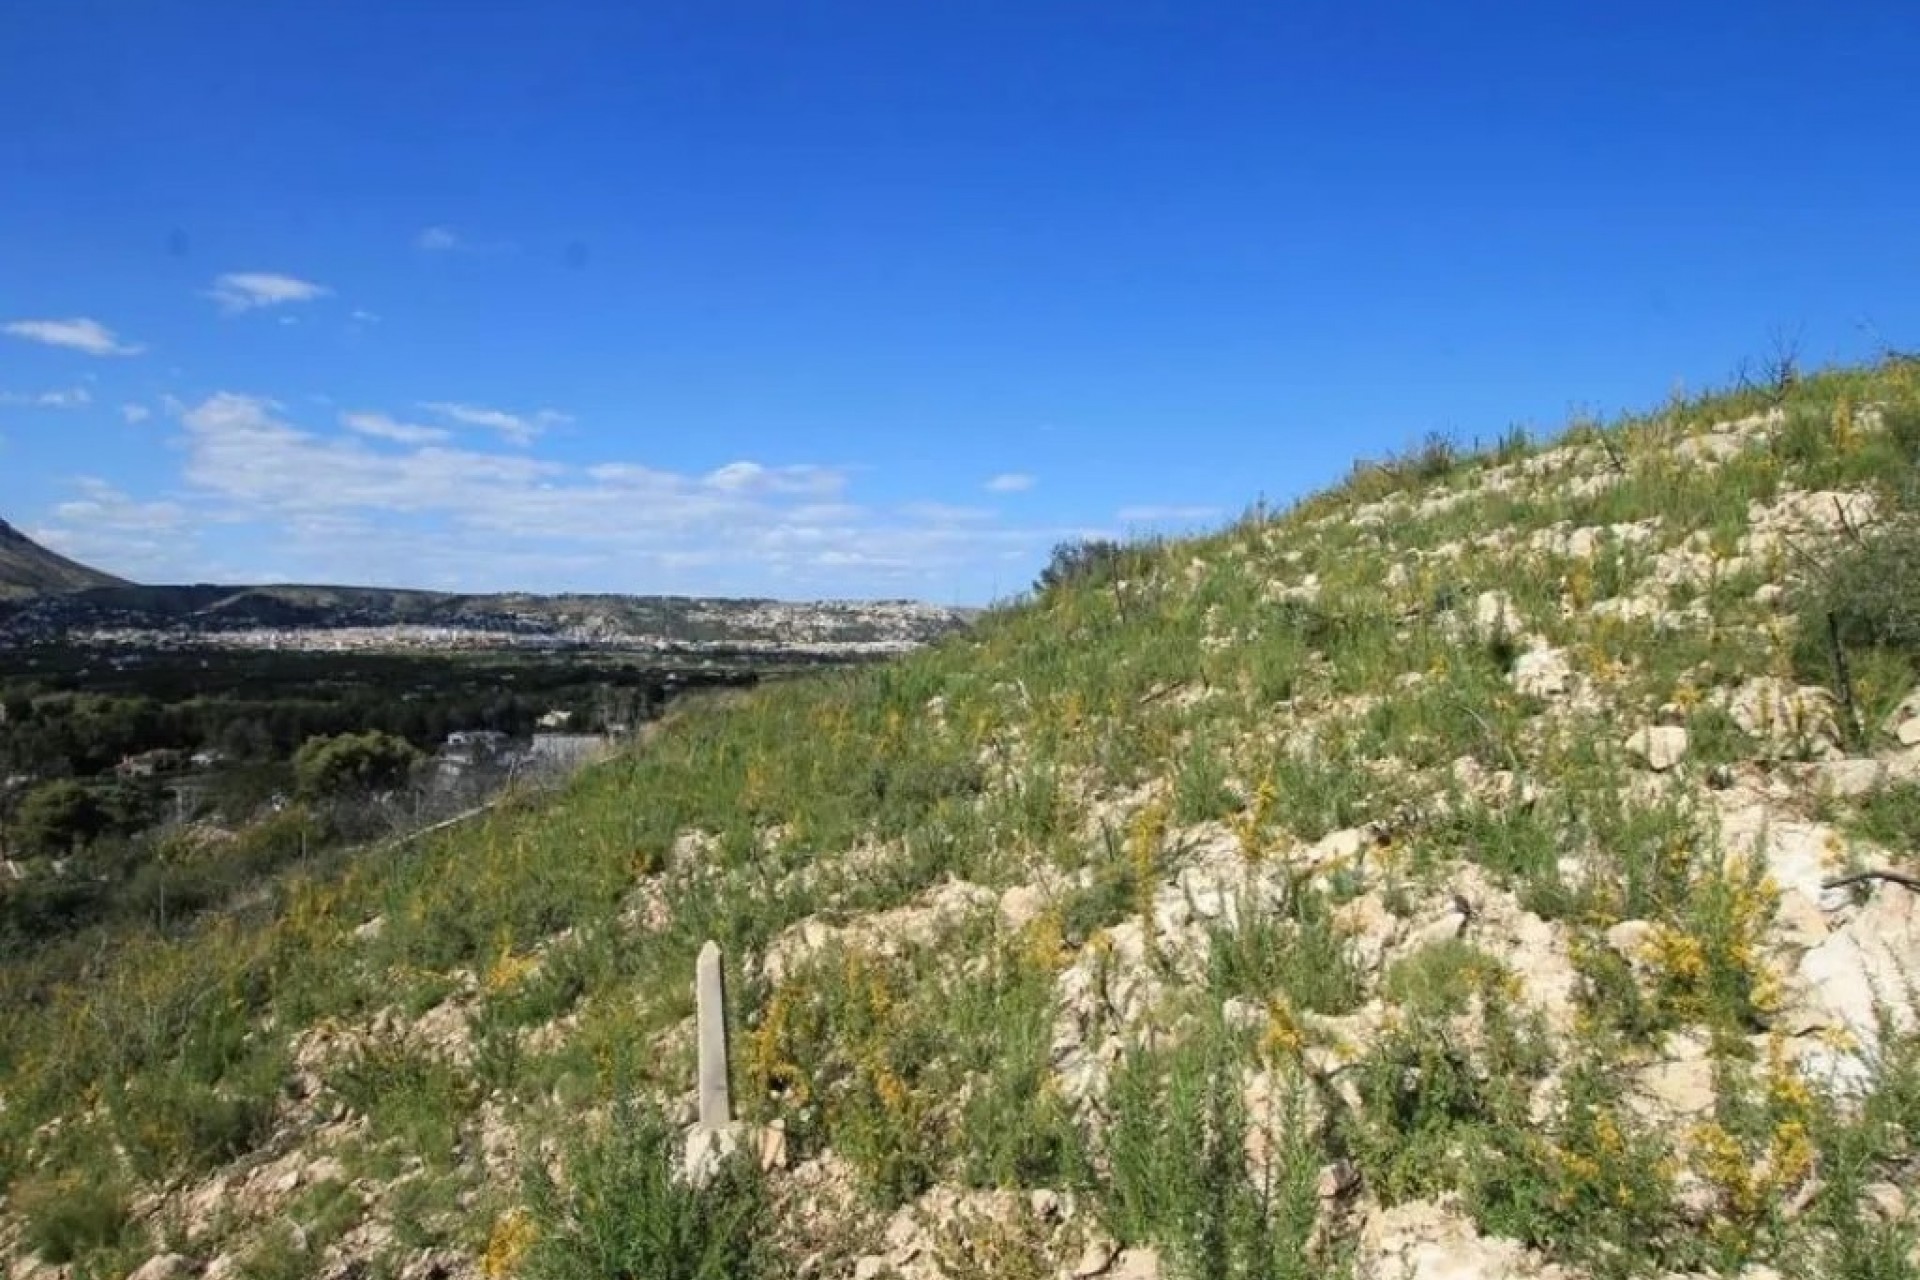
[0, 526, 976, 653]
[0, 519, 129, 599]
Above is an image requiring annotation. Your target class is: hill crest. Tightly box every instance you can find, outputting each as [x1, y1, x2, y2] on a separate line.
[0, 518, 129, 599]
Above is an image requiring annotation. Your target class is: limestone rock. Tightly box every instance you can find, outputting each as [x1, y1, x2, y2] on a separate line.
[127, 1257, 194, 1280]
[1631, 1055, 1716, 1123]
[1072, 1239, 1117, 1277]
[1808, 757, 1888, 799]
[1472, 590, 1524, 641]
[1356, 1199, 1558, 1279]
[1863, 1180, 1908, 1222]
[1108, 1249, 1163, 1280]
[1402, 909, 1469, 956]
[1792, 887, 1920, 1084]
[1625, 726, 1689, 772]
[682, 1121, 743, 1188]
[1510, 648, 1572, 699]
[1888, 690, 1920, 746]
[1606, 919, 1656, 961]
[999, 883, 1049, 932]
[1723, 677, 1841, 756]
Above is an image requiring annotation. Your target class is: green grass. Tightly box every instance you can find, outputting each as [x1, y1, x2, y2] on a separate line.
[9, 355, 1920, 1276]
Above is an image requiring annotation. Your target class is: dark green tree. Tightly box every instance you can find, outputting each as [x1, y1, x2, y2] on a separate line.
[291, 731, 423, 800]
[10, 780, 112, 858]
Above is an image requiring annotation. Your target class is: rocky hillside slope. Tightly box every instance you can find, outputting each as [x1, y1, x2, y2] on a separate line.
[0, 519, 128, 599]
[6, 360, 1920, 1280]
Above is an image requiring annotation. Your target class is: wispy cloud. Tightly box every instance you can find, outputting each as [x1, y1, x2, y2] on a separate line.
[3, 317, 144, 356]
[340, 410, 452, 445]
[154, 393, 1077, 596]
[985, 472, 1036, 493]
[207, 272, 331, 314]
[0, 387, 92, 409]
[420, 400, 570, 446]
[414, 226, 511, 254]
[30, 478, 190, 579]
[122, 403, 152, 424]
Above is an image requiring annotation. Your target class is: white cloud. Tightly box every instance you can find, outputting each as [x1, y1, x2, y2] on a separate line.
[703, 460, 845, 497]
[985, 472, 1036, 493]
[207, 272, 331, 313]
[158, 393, 1079, 597]
[0, 387, 91, 408]
[340, 410, 452, 445]
[3, 317, 144, 356]
[350, 309, 381, 324]
[30, 477, 190, 579]
[421, 400, 571, 446]
[1115, 504, 1222, 524]
[413, 226, 512, 254]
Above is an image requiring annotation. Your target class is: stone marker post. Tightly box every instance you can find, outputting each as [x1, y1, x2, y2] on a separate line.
[695, 939, 733, 1128]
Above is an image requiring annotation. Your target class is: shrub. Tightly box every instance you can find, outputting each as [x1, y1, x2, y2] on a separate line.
[16, 1171, 134, 1265]
[1105, 1024, 1324, 1279]
[293, 729, 423, 800]
[1848, 781, 1920, 855]
[9, 779, 111, 857]
[1034, 539, 1145, 596]
[1795, 518, 1920, 687]
[522, 1101, 773, 1280]
[1383, 940, 1506, 1018]
[329, 1041, 478, 1167]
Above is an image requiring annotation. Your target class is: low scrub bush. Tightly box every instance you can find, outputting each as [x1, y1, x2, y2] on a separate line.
[522, 1101, 773, 1280]
[15, 1171, 135, 1266]
[1104, 1023, 1327, 1280]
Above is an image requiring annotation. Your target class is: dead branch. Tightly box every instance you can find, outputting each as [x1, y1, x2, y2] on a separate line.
[1823, 868, 1920, 895]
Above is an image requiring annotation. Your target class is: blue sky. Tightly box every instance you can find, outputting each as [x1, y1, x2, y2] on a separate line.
[2, 1, 1916, 604]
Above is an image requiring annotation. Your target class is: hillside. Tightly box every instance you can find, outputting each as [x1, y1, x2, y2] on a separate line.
[0, 519, 127, 599]
[6, 360, 1920, 1280]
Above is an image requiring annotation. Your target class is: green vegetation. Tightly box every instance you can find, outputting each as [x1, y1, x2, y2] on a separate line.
[5, 356, 1920, 1277]
[519, 1102, 773, 1280]
[293, 729, 423, 799]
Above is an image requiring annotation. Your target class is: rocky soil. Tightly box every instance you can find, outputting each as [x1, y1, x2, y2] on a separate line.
[7, 367, 1920, 1280]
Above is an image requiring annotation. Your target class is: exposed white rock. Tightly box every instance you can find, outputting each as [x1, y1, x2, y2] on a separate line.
[1630, 1041, 1717, 1123]
[1510, 647, 1572, 699]
[1605, 919, 1656, 962]
[1792, 887, 1920, 1085]
[1806, 757, 1889, 799]
[1722, 677, 1841, 757]
[1888, 690, 1920, 747]
[1472, 590, 1524, 640]
[126, 1257, 193, 1280]
[1108, 1249, 1164, 1280]
[999, 882, 1050, 932]
[1356, 1199, 1562, 1280]
[1625, 725, 1690, 772]
[762, 879, 995, 984]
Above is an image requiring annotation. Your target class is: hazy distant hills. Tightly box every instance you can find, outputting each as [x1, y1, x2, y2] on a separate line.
[0, 516, 973, 653]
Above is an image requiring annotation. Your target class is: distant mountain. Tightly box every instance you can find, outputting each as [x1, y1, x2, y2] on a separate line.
[0, 518, 129, 599]
[0, 573, 973, 655]
[0, 515, 971, 654]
